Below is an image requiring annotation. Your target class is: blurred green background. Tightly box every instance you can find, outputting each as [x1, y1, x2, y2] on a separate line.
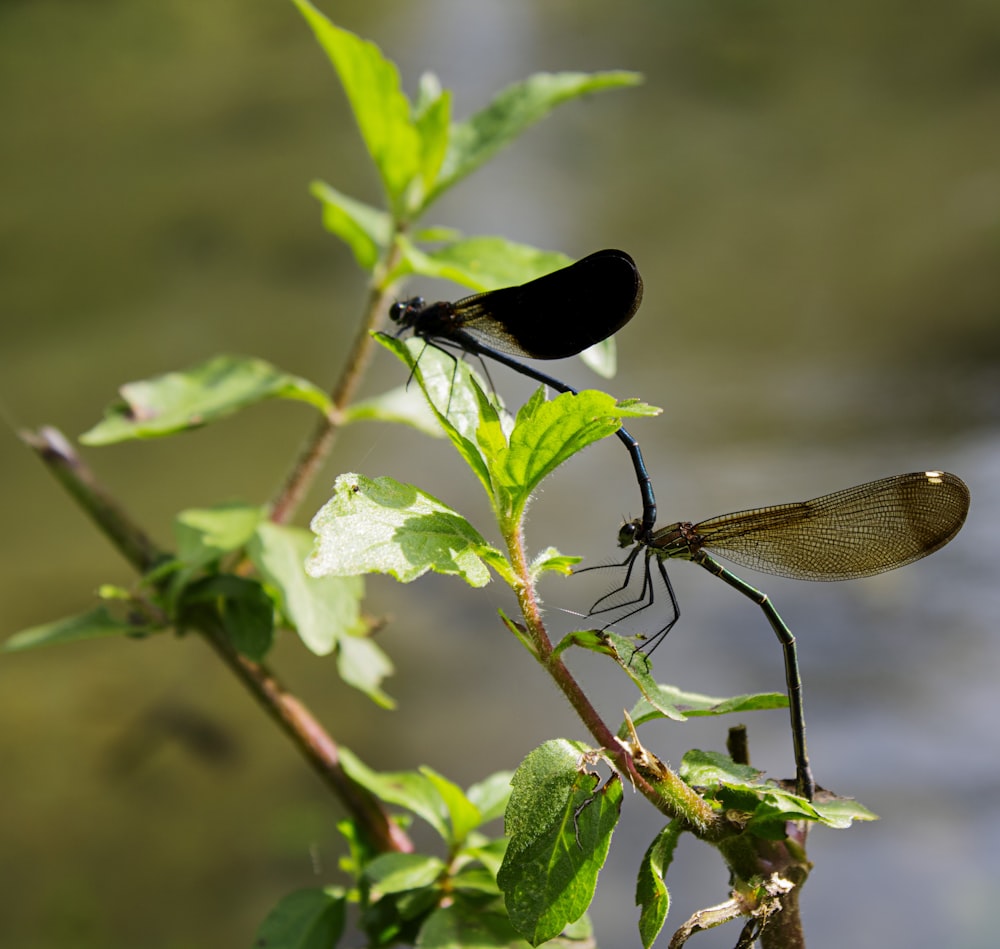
[2, 1, 999, 947]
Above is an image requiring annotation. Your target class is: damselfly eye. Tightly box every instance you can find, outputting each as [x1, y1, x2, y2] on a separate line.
[389, 298, 423, 324]
[617, 520, 641, 548]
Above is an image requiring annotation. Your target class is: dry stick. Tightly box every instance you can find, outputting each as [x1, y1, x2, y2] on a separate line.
[22, 426, 411, 855]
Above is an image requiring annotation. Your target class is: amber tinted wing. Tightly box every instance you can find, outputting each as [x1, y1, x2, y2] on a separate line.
[693, 471, 970, 581]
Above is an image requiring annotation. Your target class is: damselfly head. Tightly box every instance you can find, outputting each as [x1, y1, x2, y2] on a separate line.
[617, 519, 643, 549]
[388, 297, 425, 327]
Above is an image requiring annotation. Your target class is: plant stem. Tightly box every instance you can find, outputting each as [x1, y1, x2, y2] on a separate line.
[22, 426, 412, 855]
[22, 427, 162, 573]
[269, 240, 404, 525]
[503, 511, 807, 941]
[504, 519, 719, 832]
[198, 616, 411, 853]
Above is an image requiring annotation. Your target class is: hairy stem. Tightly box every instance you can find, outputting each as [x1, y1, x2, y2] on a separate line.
[503, 519, 719, 833]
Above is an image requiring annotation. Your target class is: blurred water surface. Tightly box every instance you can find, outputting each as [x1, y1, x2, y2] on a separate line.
[2, 1, 998, 947]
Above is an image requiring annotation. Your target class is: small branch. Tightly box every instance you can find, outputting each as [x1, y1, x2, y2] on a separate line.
[716, 834, 810, 948]
[269, 242, 404, 525]
[198, 618, 411, 854]
[23, 427, 412, 854]
[668, 896, 745, 948]
[620, 712, 718, 833]
[669, 872, 801, 949]
[21, 427, 162, 573]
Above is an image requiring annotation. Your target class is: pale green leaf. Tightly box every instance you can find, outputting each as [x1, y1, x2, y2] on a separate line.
[174, 503, 264, 569]
[339, 747, 450, 840]
[307, 473, 501, 588]
[466, 771, 514, 825]
[375, 334, 496, 498]
[496, 389, 658, 522]
[675, 750, 878, 835]
[310, 181, 390, 268]
[421, 767, 483, 846]
[365, 853, 446, 894]
[80, 355, 331, 444]
[413, 75, 452, 205]
[344, 384, 444, 437]
[528, 547, 580, 580]
[432, 70, 643, 201]
[336, 635, 396, 710]
[249, 523, 393, 711]
[401, 236, 573, 293]
[578, 339, 617, 379]
[249, 522, 366, 655]
[626, 685, 788, 731]
[292, 0, 420, 210]
[3, 606, 150, 652]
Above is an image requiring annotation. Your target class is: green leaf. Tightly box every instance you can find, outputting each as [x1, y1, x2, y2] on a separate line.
[466, 771, 515, 825]
[365, 853, 446, 894]
[413, 74, 452, 206]
[248, 522, 364, 654]
[401, 237, 573, 293]
[344, 384, 444, 437]
[377, 333, 659, 544]
[550, 913, 595, 946]
[626, 685, 788, 731]
[292, 0, 420, 213]
[174, 503, 264, 569]
[808, 796, 879, 829]
[462, 839, 510, 882]
[417, 902, 531, 949]
[675, 750, 879, 835]
[247, 522, 396, 706]
[496, 389, 656, 522]
[551, 629, 617, 661]
[3, 606, 150, 653]
[412, 225, 464, 243]
[310, 181, 390, 269]
[500, 740, 599, 851]
[499, 740, 622, 946]
[307, 473, 504, 588]
[678, 750, 772, 790]
[336, 635, 396, 711]
[598, 631, 729, 724]
[182, 575, 275, 661]
[635, 824, 681, 949]
[449, 866, 503, 897]
[339, 747, 450, 840]
[577, 339, 617, 380]
[254, 887, 346, 949]
[431, 71, 643, 203]
[421, 767, 483, 846]
[375, 334, 498, 498]
[528, 548, 580, 580]
[80, 355, 331, 444]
